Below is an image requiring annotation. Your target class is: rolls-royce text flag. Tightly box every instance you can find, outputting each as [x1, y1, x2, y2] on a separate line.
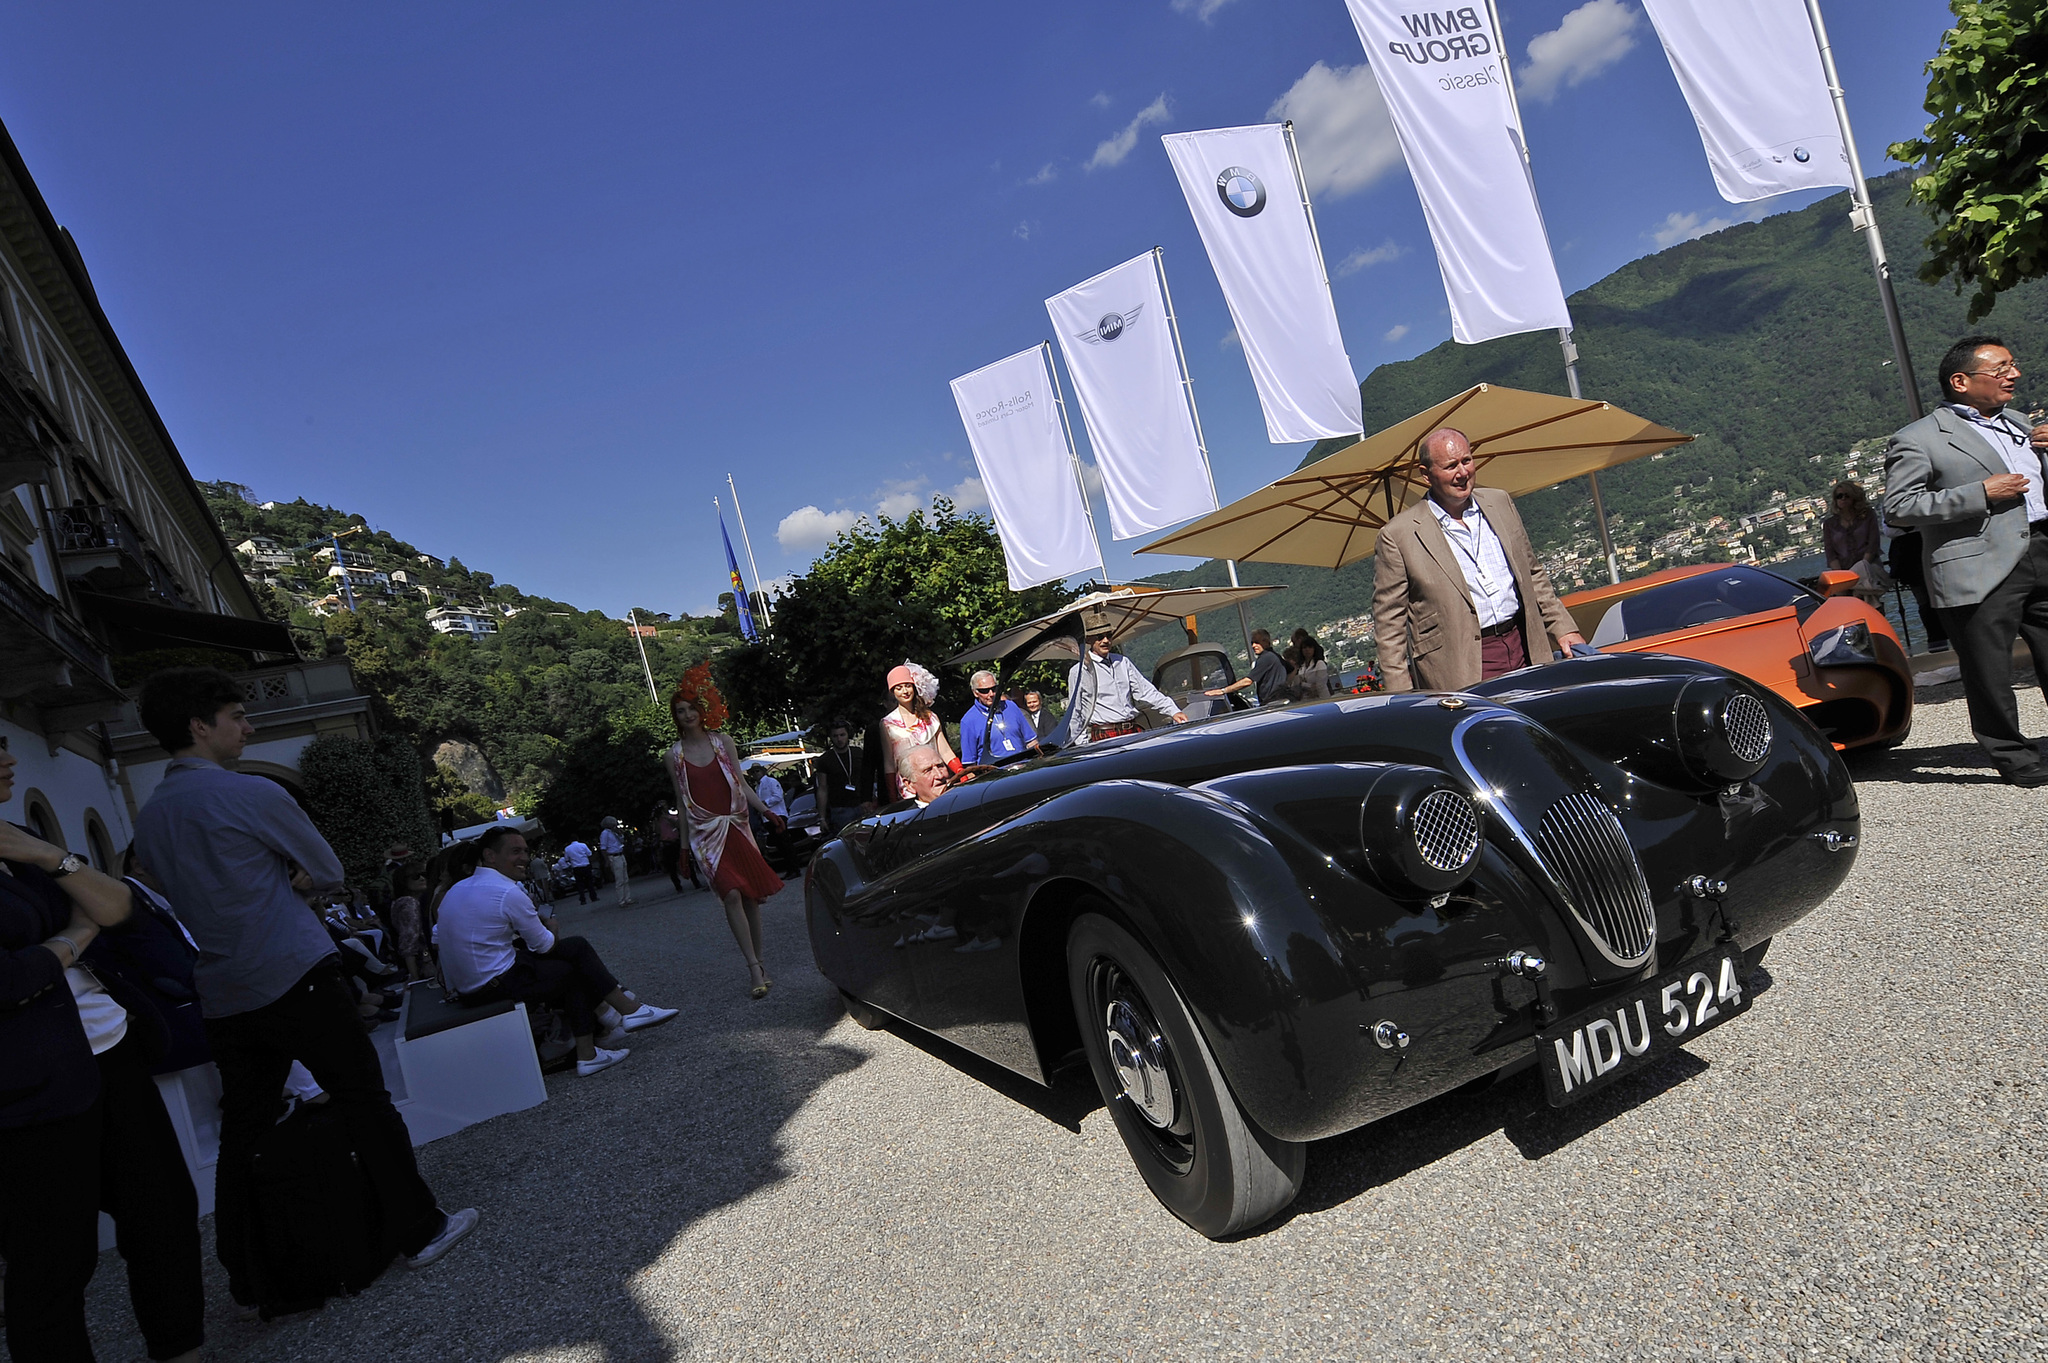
[949, 346, 1101, 591]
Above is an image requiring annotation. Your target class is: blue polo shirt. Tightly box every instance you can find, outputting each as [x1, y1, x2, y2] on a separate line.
[959, 698, 1036, 764]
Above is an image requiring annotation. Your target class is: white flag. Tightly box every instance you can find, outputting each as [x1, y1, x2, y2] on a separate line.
[1640, 0, 1852, 203]
[1047, 252, 1217, 540]
[949, 346, 1100, 591]
[1343, 0, 1572, 344]
[1161, 124, 1361, 443]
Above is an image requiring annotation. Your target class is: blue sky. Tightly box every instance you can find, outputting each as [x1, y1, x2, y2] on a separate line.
[0, 1, 1956, 617]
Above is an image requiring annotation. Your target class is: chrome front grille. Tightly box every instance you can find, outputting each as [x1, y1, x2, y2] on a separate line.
[1412, 789, 1480, 871]
[1535, 792, 1656, 967]
[1722, 693, 1772, 765]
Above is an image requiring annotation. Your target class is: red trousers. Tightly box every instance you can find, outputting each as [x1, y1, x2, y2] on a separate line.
[1479, 623, 1530, 680]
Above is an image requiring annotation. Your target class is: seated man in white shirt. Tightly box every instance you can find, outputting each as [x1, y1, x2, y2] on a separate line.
[436, 826, 676, 1076]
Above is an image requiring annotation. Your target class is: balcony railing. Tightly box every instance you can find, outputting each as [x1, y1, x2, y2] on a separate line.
[45, 502, 195, 608]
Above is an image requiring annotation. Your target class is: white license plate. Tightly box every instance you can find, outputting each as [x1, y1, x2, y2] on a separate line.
[1538, 947, 1753, 1106]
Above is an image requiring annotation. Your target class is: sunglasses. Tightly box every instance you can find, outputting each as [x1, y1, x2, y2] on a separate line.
[973, 686, 997, 694]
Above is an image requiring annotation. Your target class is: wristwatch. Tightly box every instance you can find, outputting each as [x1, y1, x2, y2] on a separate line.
[50, 853, 88, 879]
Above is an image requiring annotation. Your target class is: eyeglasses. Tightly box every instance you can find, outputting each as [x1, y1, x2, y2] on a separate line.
[973, 686, 997, 694]
[1964, 361, 2021, 378]
[1834, 494, 1854, 502]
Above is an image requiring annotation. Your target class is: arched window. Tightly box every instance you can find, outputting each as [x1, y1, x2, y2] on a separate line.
[21, 791, 64, 851]
[84, 811, 115, 873]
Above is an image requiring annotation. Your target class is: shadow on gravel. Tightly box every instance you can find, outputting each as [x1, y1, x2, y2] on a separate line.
[81, 883, 868, 1363]
[1845, 739, 2022, 785]
[1274, 974, 1778, 1228]
[881, 1019, 1103, 1133]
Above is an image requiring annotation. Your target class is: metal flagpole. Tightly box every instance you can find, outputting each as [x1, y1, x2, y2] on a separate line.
[627, 608, 660, 704]
[725, 473, 773, 630]
[1804, 0, 1923, 422]
[1154, 246, 1255, 660]
[1042, 342, 1110, 588]
[1486, 0, 1620, 584]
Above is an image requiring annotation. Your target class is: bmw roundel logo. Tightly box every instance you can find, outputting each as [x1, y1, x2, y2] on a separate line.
[1096, 311, 1126, 342]
[1793, 146, 1811, 163]
[1216, 166, 1266, 218]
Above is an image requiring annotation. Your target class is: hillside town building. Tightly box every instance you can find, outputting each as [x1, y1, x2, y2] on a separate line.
[0, 118, 371, 855]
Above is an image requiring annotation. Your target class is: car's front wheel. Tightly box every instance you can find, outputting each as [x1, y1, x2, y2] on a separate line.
[1066, 911, 1304, 1238]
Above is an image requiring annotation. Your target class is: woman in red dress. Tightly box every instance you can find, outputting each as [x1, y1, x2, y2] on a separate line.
[663, 665, 784, 998]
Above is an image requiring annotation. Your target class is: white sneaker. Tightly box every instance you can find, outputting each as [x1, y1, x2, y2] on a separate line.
[620, 1003, 678, 1032]
[576, 1046, 630, 1076]
[405, 1207, 479, 1269]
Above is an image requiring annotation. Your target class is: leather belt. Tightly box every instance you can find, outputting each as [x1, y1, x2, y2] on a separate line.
[1088, 720, 1143, 741]
[1478, 610, 1525, 639]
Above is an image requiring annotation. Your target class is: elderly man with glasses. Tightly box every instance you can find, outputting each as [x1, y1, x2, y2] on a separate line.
[958, 671, 1040, 766]
[1885, 334, 2048, 787]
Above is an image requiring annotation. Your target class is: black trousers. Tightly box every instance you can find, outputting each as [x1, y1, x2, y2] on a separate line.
[572, 865, 598, 903]
[1942, 528, 2048, 776]
[0, 1034, 205, 1362]
[463, 937, 619, 1038]
[659, 839, 685, 891]
[206, 959, 442, 1301]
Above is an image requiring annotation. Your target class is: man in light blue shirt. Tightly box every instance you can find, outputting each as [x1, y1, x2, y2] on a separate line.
[134, 668, 476, 1291]
[959, 671, 1040, 764]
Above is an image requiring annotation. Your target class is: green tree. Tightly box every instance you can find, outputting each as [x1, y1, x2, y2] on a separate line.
[531, 699, 674, 844]
[717, 499, 1080, 733]
[298, 733, 439, 888]
[1891, 2, 2048, 320]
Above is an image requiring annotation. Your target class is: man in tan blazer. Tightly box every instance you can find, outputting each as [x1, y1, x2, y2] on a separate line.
[1372, 427, 1583, 692]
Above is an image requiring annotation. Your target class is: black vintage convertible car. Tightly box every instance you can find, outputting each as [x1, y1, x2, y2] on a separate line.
[806, 642, 1859, 1237]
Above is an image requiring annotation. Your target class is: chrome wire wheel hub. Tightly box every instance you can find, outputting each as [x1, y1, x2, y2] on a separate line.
[1105, 997, 1176, 1129]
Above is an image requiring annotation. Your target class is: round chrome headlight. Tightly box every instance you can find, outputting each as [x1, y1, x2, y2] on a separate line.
[1359, 767, 1484, 895]
[1674, 677, 1772, 785]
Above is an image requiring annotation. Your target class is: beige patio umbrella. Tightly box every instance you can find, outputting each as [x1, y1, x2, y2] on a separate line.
[1137, 384, 1692, 569]
[944, 584, 1286, 666]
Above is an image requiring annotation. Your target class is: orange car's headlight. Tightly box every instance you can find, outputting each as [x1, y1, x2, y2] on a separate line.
[1810, 621, 1878, 668]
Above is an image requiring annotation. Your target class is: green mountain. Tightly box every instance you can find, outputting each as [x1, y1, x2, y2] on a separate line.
[1132, 170, 2048, 670]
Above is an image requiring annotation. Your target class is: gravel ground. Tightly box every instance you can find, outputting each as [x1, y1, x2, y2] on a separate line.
[73, 678, 2047, 1362]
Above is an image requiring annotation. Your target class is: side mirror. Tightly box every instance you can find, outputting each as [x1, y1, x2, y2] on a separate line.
[1816, 570, 1859, 598]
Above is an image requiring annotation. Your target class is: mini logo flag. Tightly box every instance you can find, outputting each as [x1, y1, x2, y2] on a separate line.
[1047, 251, 1217, 540]
[1162, 124, 1361, 443]
[721, 511, 759, 642]
[1639, 0, 1852, 203]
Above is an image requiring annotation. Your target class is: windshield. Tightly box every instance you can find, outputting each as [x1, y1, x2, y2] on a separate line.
[1590, 566, 1815, 645]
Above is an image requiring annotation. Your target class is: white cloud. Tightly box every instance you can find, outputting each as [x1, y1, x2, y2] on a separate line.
[947, 476, 989, 512]
[1266, 63, 1401, 199]
[1078, 461, 1104, 498]
[776, 505, 863, 551]
[1086, 93, 1170, 171]
[873, 478, 930, 521]
[1219, 329, 1240, 350]
[1171, 0, 1240, 20]
[1025, 162, 1057, 186]
[1014, 220, 1034, 240]
[1090, 91, 1112, 108]
[1383, 323, 1411, 344]
[1648, 208, 1757, 248]
[1521, 0, 1641, 104]
[1336, 240, 1404, 277]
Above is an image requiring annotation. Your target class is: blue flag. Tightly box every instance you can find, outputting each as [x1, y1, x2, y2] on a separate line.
[721, 512, 759, 642]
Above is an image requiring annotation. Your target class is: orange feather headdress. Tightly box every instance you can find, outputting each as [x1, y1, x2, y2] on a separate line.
[669, 662, 728, 731]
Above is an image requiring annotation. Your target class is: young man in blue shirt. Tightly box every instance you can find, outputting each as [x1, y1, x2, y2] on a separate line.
[133, 668, 477, 1305]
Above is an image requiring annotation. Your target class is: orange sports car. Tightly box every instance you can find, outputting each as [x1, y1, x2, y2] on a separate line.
[1561, 562, 1913, 751]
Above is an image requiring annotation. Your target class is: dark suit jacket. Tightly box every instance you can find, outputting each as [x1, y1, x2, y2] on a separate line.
[1371, 487, 1578, 692]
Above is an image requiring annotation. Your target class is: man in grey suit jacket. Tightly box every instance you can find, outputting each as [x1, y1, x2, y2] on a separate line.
[1373, 428, 1583, 692]
[1883, 334, 2048, 786]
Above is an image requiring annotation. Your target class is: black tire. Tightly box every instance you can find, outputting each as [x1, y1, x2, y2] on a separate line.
[840, 989, 886, 1031]
[1066, 911, 1304, 1238]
